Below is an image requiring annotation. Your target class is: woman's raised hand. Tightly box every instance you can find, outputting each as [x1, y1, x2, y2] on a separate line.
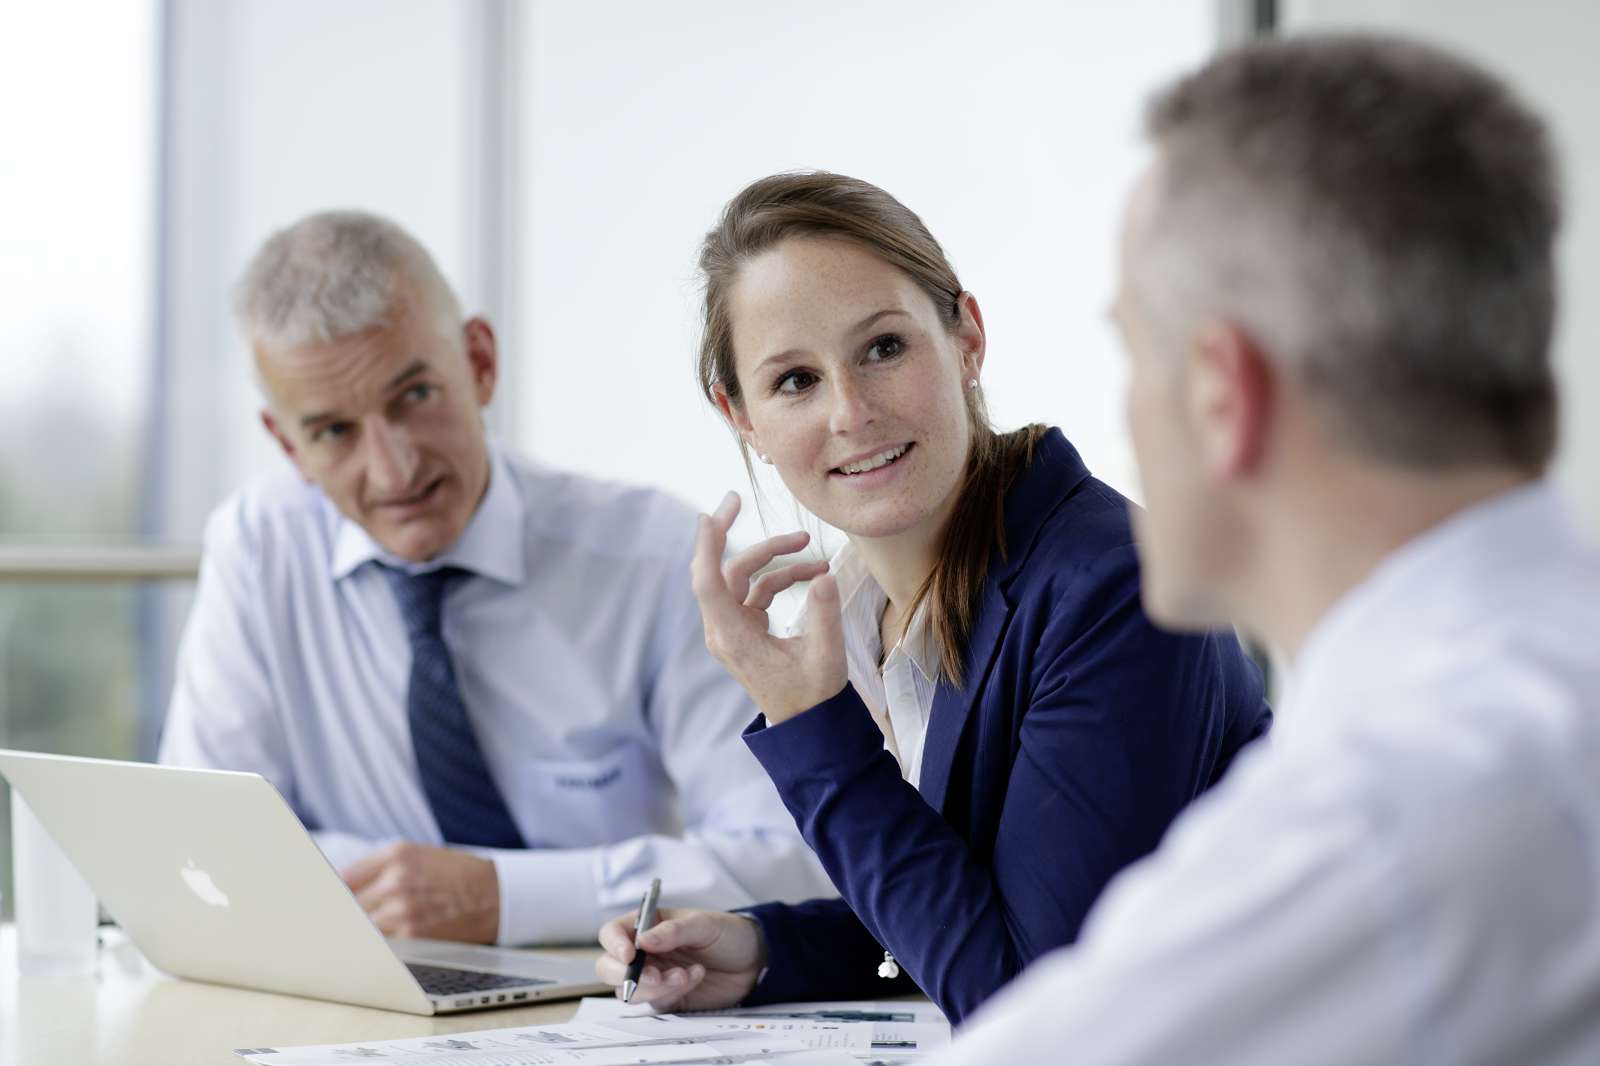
[594, 907, 767, 1011]
[691, 492, 846, 725]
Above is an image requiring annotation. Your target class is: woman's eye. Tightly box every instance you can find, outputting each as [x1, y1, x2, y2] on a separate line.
[313, 422, 351, 444]
[403, 383, 435, 403]
[775, 369, 818, 395]
[866, 334, 906, 361]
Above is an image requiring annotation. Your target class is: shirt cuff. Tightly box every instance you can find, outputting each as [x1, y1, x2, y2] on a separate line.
[489, 847, 606, 946]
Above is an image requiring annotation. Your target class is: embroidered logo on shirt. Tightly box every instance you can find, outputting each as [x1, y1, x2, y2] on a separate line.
[552, 766, 623, 790]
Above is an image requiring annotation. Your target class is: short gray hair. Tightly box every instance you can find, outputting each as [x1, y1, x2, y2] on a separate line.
[235, 209, 462, 351]
[1140, 33, 1562, 472]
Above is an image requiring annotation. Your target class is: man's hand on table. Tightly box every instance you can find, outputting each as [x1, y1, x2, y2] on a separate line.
[342, 842, 500, 944]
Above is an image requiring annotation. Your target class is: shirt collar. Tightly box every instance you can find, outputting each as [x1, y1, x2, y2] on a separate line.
[826, 544, 942, 684]
[328, 442, 527, 586]
[1293, 480, 1577, 716]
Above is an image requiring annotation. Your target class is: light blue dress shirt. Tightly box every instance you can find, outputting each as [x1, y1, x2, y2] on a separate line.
[160, 444, 835, 944]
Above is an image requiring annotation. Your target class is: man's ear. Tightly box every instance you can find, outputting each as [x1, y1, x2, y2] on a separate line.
[463, 317, 499, 407]
[260, 409, 312, 482]
[955, 291, 987, 383]
[712, 384, 761, 456]
[1189, 321, 1272, 479]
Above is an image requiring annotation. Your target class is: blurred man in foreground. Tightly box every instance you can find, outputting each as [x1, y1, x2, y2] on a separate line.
[931, 33, 1600, 1065]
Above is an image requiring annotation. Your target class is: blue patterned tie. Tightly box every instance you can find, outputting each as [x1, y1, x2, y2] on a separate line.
[381, 565, 527, 850]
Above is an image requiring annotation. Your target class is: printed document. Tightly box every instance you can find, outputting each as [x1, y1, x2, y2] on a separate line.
[235, 999, 950, 1065]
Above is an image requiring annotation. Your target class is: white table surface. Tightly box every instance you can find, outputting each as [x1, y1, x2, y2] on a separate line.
[0, 924, 599, 1065]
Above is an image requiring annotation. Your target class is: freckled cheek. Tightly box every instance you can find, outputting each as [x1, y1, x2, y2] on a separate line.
[920, 387, 970, 469]
[758, 407, 827, 474]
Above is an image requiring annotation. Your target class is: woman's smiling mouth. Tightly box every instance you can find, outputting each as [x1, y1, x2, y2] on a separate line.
[830, 442, 913, 478]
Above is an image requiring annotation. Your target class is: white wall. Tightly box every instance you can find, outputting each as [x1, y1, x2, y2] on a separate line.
[0, 1, 155, 447]
[161, 0, 487, 542]
[515, 0, 1214, 547]
[138, 0, 1224, 670]
[1281, 0, 1600, 541]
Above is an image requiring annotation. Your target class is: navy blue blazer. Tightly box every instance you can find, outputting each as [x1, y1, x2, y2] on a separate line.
[741, 428, 1271, 1023]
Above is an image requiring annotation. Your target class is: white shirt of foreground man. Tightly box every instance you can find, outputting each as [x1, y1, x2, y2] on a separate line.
[929, 484, 1600, 1065]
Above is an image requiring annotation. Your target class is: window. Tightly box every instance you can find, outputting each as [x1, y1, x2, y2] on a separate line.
[0, 0, 163, 916]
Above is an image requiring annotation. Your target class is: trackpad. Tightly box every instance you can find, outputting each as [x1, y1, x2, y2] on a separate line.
[391, 937, 586, 979]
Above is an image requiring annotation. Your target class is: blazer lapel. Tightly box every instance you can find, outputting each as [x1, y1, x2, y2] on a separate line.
[918, 580, 1014, 813]
[916, 428, 1092, 814]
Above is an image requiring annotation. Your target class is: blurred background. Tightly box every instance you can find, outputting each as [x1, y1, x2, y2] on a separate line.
[1, 0, 1596, 915]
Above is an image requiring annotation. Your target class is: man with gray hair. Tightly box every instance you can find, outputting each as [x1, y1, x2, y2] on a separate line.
[927, 33, 1600, 1064]
[160, 211, 834, 946]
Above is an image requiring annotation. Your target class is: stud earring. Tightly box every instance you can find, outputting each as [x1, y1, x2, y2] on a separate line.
[758, 452, 773, 465]
[967, 377, 979, 390]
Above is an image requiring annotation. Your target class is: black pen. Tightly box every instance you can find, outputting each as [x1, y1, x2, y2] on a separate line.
[621, 877, 661, 1003]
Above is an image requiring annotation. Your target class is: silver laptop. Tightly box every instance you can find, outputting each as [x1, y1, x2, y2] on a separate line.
[0, 749, 608, 1014]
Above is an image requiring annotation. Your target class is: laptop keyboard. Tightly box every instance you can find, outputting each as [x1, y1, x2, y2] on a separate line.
[406, 962, 555, 996]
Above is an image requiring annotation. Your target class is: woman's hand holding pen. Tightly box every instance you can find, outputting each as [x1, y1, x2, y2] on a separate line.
[595, 907, 768, 1011]
[691, 491, 847, 725]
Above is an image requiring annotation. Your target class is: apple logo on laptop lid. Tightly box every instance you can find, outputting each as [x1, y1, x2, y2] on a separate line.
[181, 858, 230, 908]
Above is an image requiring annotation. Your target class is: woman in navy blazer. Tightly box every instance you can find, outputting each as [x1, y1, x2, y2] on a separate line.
[595, 172, 1270, 1023]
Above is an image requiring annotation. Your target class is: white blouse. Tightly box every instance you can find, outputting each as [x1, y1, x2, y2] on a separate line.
[789, 545, 940, 789]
